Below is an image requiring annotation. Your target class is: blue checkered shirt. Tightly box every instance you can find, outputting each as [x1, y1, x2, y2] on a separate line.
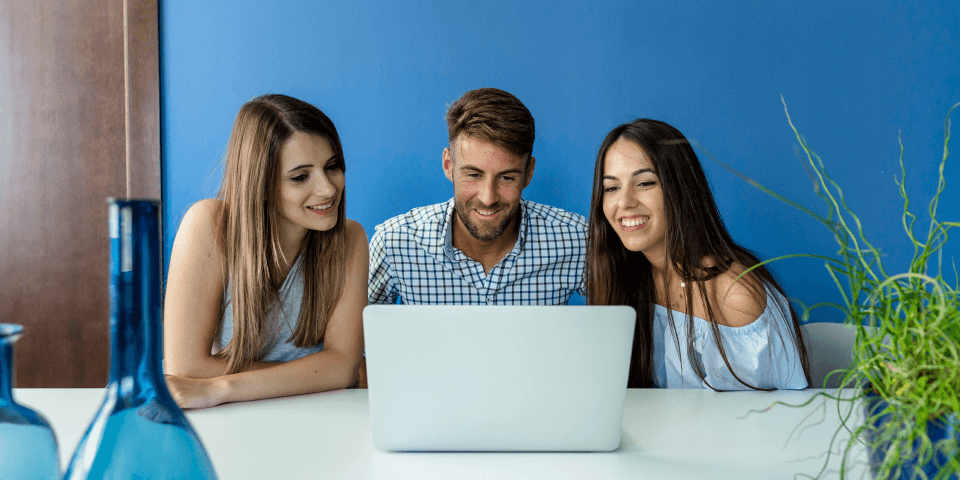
[368, 198, 587, 305]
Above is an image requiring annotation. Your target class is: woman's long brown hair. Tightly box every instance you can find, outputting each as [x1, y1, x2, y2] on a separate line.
[586, 119, 811, 390]
[214, 94, 346, 375]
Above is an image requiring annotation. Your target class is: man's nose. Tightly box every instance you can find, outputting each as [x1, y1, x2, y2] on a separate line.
[476, 178, 497, 206]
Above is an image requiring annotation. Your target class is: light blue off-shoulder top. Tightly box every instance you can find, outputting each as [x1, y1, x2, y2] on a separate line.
[653, 286, 807, 390]
[216, 256, 324, 362]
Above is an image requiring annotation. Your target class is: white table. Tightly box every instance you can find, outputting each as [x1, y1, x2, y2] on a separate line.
[15, 388, 867, 479]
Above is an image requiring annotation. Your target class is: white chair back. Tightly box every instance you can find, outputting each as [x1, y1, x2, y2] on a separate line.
[802, 322, 858, 389]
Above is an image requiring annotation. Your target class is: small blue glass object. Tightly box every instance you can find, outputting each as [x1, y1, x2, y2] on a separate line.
[0, 323, 60, 479]
[64, 199, 218, 479]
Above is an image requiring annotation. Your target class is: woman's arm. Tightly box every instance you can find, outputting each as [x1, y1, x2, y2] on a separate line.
[165, 220, 369, 408]
[163, 200, 277, 378]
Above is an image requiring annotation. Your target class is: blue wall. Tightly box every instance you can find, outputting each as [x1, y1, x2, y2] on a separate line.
[160, 1, 960, 321]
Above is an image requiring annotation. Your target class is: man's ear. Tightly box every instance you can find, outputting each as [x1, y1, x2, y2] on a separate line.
[522, 156, 536, 188]
[442, 147, 454, 182]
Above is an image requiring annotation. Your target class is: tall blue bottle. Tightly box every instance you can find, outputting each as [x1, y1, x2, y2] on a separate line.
[64, 199, 218, 479]
[0, 324, 60, 479]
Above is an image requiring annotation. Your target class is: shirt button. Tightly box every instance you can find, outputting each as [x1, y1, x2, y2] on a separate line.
[486, 297, 493, 303]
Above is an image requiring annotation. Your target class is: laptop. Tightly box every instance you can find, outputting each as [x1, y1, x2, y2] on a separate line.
[363, 305, 636, 452]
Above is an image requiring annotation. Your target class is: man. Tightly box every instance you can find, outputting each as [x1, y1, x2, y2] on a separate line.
[368, 88, 586, 305]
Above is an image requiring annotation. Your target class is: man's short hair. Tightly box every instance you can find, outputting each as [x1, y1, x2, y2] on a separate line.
[445, 88, 535, 160]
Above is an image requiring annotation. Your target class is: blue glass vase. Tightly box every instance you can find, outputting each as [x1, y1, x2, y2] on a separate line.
[864, 391, 959, 479]
[0, 323, 60, 479]
[64, 199, 218, 479]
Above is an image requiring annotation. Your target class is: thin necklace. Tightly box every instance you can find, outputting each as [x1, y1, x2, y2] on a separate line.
[657, 281, 686, 308]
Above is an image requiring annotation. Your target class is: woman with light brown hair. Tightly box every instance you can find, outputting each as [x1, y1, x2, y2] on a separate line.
[163, 94, 367, 409]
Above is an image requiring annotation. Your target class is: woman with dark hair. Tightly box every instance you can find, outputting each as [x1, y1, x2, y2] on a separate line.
[163, 94, 368, 408]
[586, 119, 810, 390]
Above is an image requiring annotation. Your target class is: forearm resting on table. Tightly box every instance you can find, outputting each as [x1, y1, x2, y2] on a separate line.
[164, 353, 278, 379]
[212, 348, 360, 404]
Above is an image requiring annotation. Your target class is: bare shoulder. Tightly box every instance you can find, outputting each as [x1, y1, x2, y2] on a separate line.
[177, 199, 222, 241]
[343, 219, 368, 244]
[185, 198, 222, 219]
[343, 219, 369, 265]
[706, 263, 767, 328]
[170, 199, 223, 269]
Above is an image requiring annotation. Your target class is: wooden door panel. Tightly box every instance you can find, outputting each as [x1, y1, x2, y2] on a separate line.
[0, 0, 159, 387]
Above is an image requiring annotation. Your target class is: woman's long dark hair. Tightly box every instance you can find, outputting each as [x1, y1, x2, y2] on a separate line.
[585, 119, 811, 389]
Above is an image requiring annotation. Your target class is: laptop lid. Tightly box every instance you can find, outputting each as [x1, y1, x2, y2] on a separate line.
[363, 305, 636, 452]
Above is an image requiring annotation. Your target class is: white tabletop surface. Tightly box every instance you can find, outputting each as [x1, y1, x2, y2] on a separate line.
[14, 388, 867, 479]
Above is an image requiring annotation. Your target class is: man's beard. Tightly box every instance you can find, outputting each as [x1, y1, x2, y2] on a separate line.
[454, 200, 519, 242]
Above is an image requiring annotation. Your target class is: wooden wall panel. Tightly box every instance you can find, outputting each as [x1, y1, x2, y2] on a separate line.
[126, 0, 161, 198]
[0, 0, 160, 387]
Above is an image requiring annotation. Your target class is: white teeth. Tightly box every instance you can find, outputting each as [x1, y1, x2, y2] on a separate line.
[477, 210, 496, 216]
[620, 217, 648, 227]
[307, 202, 334, 211]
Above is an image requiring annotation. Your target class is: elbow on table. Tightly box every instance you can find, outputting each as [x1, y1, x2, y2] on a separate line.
[324, 350, 363, 391]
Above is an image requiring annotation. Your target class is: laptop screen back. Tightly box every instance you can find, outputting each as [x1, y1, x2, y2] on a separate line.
[363, 305, 636, 452]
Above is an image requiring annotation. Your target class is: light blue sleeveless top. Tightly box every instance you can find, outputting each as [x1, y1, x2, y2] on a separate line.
[216, 257, 324, 362]
[652, 286, 807, 390]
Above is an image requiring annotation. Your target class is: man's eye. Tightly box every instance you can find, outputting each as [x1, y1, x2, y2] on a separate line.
[501, 176, 515, 182]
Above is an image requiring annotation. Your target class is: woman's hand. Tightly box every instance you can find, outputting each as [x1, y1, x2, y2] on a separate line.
[165, 374, 228, 410]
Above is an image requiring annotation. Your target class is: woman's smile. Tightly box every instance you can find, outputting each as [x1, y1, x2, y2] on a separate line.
[618, 214, 649, 232]
[307, 201, 336, 215]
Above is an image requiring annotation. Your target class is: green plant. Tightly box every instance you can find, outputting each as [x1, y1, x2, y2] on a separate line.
[717, 99, 960, 479]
